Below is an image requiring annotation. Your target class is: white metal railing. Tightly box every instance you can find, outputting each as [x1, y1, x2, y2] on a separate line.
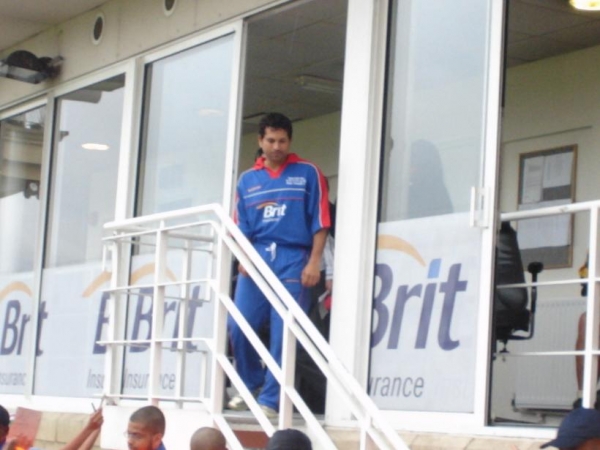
[100, 203, 407, 450]
[500, 199, 600, 410]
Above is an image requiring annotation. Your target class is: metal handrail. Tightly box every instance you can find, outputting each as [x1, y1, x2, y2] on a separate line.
[500, 200, 600, 411]
[501, 199, 600, 220]
[102, 203, 407, 450]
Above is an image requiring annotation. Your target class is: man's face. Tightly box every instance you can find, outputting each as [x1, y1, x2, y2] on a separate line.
[126, 421, 162, 450]
[258, 127, 291, 169]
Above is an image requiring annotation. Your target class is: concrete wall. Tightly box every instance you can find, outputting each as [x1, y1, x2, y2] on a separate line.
[7, 411, 101, 450]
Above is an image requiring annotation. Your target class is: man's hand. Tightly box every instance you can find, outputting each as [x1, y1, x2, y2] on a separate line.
[85, 408, 104, 431]
[238, 262, 248, 277]
[301, 260, 321, 287]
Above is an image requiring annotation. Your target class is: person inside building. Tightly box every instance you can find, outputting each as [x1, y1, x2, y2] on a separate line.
[189, 427, 227, 450]
[541, 407, 600, 449]
[407, 139, 453, 219]
[227, 112, 330, 418]
[265, 429, 312, 450]
[126, 405, 166, 450]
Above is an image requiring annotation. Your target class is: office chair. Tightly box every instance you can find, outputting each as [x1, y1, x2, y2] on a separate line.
[494, 221, 544, 352]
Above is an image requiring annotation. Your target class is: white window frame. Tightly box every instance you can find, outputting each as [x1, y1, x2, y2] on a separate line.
[328, 0, 555, 440]
[0, 18, 244, 414]
[0, 96, 53, 400]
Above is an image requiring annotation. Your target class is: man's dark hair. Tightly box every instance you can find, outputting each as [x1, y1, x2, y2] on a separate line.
[0, 404, 9, 429]
[129, 405, 166, 434]
[266, 428, 312, 450]
[258, 113, 293, 139]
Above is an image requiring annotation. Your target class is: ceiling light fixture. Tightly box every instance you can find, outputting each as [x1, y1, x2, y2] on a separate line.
[295, 75, 342, 94]
[570, 0, 600, 10]
[82, 143, 109, 151]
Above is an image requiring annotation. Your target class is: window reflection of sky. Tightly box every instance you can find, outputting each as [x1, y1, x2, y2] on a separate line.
[383, 1, 489, 221]
[46, 77, 124, 267]
[139, 34, 234, 215]
[0, 107, 45, 274]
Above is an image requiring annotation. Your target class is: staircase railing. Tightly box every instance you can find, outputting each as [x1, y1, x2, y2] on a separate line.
[100, 203, 407, 450]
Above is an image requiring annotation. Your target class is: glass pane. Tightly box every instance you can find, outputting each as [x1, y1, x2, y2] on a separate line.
[122, 249, 215, 398]
[0, 106, 45, 394]
[137, 34, 234, 215]
[0, 108, 44, 274]
[124, 34, 235, 398]
[370, 0, 491, 413]
[45, 76, 124, 267]
[491, 0, 600, 424]
[34, 75, 125, 396]
[380, 1, 488, 222]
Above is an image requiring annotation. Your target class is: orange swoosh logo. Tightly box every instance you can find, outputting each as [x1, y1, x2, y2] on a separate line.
[130, 263, 177, 285]
[82, 271, 112, 298]
[377, 235, 426, 266]
[81, 263, 178, 298]
[0, 281, 33, 301]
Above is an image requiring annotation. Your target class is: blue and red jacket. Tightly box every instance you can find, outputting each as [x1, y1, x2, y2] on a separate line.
[235, 153, 330, 247]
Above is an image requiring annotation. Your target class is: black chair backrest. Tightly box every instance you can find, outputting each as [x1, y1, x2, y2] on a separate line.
[495, 221, 528, 335]
[494, 221, 543, 348]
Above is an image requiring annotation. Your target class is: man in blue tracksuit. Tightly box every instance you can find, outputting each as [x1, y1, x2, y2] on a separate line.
[228, 112, 330, 416]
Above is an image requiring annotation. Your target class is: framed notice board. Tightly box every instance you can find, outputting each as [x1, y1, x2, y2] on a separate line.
[517, 145, 577, 268]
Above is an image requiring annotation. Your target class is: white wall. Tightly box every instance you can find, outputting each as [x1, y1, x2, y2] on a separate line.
[492, 44, 600, 421]
[500, 43, 600, 298]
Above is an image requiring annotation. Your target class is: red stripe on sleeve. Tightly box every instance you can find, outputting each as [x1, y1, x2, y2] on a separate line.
[317, 168, 331, 229]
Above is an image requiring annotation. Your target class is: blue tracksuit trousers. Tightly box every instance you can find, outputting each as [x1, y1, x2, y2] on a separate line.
[228, 242, 310, 410]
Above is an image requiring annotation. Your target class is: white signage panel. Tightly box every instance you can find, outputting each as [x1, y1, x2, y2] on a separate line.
[121, 251, 215, 398]
[0, 273, 35, 394]
[33, 262, 109, 396]
[369, 213, 481, 412]
[28, 249, 215, 398]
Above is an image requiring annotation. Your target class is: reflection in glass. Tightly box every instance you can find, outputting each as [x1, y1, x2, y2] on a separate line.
[370, 0, 491, 414]
[34, 75, 125, 397]
[137, 34, 234, 216]
[45, 75, 124, 267]
[406, 139, 453, 219]
[0, 107, 45, 395]
[0, 107, 45, 274]
[124, 34, 234, 399]
[380, 1, 488, 222]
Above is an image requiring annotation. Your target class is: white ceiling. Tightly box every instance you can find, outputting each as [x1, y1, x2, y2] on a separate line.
[507, 0, 600, 67]
[242, 0, 347, 130]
